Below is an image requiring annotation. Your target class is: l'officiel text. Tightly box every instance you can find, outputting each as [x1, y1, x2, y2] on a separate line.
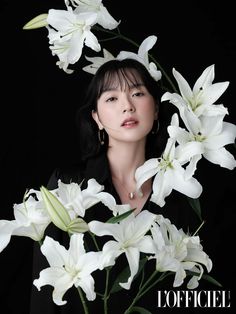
[157, 290, 231, 308]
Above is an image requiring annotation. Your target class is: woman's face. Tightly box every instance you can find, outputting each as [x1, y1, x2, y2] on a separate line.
[92, 70, 158, 145]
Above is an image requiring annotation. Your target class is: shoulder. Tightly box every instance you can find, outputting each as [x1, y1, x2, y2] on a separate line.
[46, 152, 110, 190]
[47, 162, 86, 190]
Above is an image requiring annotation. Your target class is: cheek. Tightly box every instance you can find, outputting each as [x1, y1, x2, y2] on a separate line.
[97, 106, 117, 125]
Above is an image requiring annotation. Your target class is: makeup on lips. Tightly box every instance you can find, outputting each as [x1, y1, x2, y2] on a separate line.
[121, 118, 139, 128]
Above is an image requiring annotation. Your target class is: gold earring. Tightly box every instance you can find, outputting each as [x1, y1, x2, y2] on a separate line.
[98, 129, 105, 145]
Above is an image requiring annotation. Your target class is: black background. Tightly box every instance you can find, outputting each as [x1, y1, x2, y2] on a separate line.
[0, 1, 235, 313]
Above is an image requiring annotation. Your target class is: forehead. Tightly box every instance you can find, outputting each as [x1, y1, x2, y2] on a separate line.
[101, 68, 143, 91]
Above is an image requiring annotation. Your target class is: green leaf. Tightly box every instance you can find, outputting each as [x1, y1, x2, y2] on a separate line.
[110, 257, 147, 294]
[127, 306, 152, 314]
[187, 197, 202, 221]
[23, 13, 48, 30]
[186, 270, 222, 287]
[202, 273, 222, 287]
[106, 208, 135, 224]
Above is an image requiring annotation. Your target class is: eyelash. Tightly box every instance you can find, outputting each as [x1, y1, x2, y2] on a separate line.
[106, 92, 144, 102]
[133, 92, 144, 97]
[106, 97, 116, 102]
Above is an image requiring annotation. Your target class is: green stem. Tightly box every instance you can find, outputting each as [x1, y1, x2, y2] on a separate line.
[103, 267, 111, 314]
[148, 54, 178, 92]
[92, 26, 177, 92]
[93, 25, 140, 48]
[88, 231, 100, 251]
[77, 286, 89, 314]
[37, 239, 43, 246]
[88, 232, 111, 313]
[124, 271, 172, 314]
[137, 272, 171, 300]
[124, 271, 157, 313]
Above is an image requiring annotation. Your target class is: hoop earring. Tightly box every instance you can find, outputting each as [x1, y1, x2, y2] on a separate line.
[98, 129, 105, 145]
[151, 120, 160, 135]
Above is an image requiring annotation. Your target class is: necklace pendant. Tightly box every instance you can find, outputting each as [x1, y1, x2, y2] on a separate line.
[128, 192, 135, 200]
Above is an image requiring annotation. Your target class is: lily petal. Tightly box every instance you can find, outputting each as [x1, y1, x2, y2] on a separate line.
[119, 247, 139, 290]
[0, 220, 17, 252]
[135, 158, 158, 193]
[204, 147, 236, 170]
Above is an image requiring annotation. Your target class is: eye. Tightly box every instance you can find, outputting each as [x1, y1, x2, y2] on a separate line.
[132, 91, 144, 97]
[106, 96, 117, 102]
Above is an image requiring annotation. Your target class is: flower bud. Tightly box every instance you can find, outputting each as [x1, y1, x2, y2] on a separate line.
[40, 186, 71, 231]
[67, 218, 89, 234]
[23, 13, 48, 30]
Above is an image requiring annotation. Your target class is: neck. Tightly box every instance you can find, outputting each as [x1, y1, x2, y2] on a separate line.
[108, 142, 152, 205]
[107, 141, 146, 182]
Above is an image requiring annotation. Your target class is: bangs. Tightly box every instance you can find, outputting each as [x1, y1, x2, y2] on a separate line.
[96, 67, 143, 99]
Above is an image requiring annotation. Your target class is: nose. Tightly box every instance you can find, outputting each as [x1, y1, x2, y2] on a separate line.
[122, 97, 136, 113]
[123, 107, 135, 113]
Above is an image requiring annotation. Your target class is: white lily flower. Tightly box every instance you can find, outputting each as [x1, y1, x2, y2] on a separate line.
[167, 114, 203, 179]
[82, 48, 115, 74]
[69, 0, 120, 30]
[112, 204, 133, 216]
[117, 35, 162, 81]
[47, 7, 101, 73]
[56, 179, 117, 217]
[150, 215, 212, 288]
[88, 210, 156, 289]
[168, 111, 236, 170]
[83, 36, 162, 80]
[161, 65, 229, 117]
[0, 193, 51, 252]
[135, 135, 203, 207]
[0, 220, 17, 253]
[12, 194, 51, 239]
[33, 234, 101, 305]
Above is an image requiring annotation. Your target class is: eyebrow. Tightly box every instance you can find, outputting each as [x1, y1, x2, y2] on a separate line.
[102, 83, 144, 93]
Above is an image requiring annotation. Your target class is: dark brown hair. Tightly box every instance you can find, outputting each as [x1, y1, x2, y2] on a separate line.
[76, 58, 168, 161]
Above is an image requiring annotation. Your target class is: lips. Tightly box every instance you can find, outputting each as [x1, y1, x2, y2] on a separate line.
[121, 118, 138, 127]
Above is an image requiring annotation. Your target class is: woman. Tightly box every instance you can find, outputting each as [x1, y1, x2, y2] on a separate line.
[30, 59, 201, 314]
[75, 57, 161, 213]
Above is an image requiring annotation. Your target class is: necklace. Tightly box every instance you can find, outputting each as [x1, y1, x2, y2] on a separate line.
[128, 191, 135, 200]
[112, 176, 141, 200]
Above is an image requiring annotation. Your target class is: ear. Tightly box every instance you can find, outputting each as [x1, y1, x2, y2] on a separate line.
[92, 110, 104, 130]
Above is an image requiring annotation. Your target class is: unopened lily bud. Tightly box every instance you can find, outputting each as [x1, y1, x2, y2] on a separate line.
[67, 218, 89, 234]
[23, 13, 48, 30]
[40, 186, 71, 231]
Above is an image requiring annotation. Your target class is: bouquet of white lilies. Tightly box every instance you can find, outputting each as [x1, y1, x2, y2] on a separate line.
[1, 179, 213, 313]
[1, 0, 236, 313]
